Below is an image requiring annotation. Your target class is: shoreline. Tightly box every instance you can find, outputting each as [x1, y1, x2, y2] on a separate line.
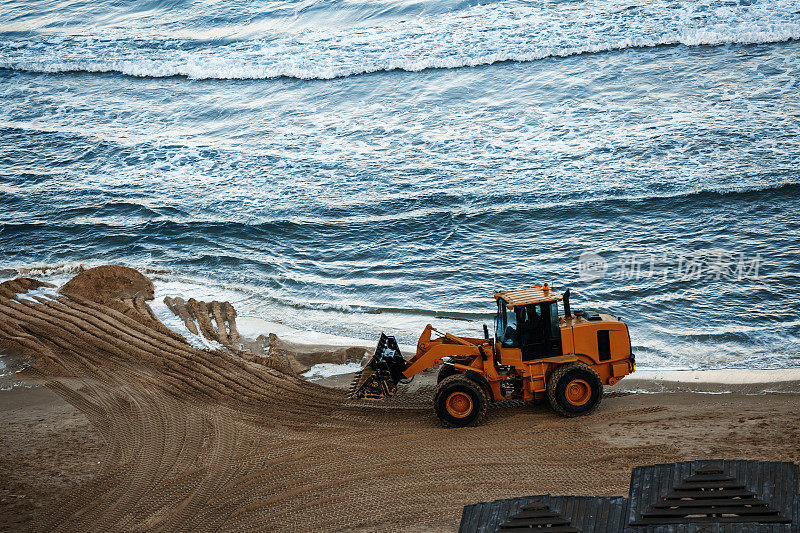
[234, 315, 800, 391]
[621, 368, 800, 393]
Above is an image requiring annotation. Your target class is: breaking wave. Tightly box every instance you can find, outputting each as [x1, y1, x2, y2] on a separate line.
[2, 27, 799, 80]
[3, 0, 800, 81]
[1, 262, 173, 279]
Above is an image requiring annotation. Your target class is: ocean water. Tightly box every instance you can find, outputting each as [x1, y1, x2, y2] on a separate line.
[1, 0, 799, 370]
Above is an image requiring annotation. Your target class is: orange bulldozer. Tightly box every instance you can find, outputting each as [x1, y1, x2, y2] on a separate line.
[349, 284, 635, 427]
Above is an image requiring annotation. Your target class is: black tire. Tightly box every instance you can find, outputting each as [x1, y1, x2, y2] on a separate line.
[437, 364, 459, 383]
[546, 363, 603, 418]
[433, 375, 488, 428]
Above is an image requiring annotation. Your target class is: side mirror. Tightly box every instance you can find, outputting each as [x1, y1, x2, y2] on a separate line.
[483, 324, 490, 340]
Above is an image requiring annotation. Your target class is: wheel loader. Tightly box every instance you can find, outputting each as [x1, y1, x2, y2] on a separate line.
[349, 284, 635, 427]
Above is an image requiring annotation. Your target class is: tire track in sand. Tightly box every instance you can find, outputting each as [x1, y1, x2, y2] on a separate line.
[3, 273, 796, 531]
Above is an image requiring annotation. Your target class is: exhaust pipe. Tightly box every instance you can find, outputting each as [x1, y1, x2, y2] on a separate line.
[563, 288, 571, 318]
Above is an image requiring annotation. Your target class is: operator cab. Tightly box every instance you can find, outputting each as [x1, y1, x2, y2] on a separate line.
[494, 284, 563, 360]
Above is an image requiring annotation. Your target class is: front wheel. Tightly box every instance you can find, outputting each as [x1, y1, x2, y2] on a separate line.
[547, 363, 603, 417]
[433, 375, 488, 427]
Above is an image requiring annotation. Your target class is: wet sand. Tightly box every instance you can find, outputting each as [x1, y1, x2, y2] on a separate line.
[1, 269, 799, 532]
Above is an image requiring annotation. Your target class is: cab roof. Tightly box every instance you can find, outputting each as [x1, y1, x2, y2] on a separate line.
[494, 284, 562, 309]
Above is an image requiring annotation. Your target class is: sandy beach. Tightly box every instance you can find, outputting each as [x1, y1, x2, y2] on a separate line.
[0, 267, 797, 532]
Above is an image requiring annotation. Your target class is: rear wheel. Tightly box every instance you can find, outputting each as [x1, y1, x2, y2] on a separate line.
[433, 375, 488, 427]
[547, 363, 603, 417]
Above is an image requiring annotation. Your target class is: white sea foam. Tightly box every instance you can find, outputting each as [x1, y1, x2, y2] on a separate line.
[13, 286, 61, 303]
[4, 262, 171, 281]
[3, 27, 799, 80]
[236, 316, 416, 354]
[634, 369, 800, 384]
[302, 362, 363, 380]
[1, 0, 799, 80]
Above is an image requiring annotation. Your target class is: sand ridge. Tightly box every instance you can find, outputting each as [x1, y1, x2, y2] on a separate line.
[1, 270, 799, 532]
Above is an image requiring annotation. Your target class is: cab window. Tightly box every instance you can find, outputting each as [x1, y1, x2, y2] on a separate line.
[549, 301, 560, 338]
[495, 299, 518, 347]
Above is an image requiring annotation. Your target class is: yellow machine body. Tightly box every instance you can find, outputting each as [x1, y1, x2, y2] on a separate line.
[350, 284, 635, 424]
[402, 284, 634, 403]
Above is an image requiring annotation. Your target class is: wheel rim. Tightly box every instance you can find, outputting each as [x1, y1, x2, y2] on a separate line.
[565, 379, 591, 406]
[445, 391, 473, 418]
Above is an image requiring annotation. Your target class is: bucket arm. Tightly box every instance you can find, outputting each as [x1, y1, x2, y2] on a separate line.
[402, 337, 481, 378]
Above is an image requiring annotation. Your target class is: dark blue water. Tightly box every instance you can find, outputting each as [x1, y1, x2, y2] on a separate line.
[2, 0, 799, 369]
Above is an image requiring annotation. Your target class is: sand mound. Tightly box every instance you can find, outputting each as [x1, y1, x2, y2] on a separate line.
[0, 277, 54, 299]
[164, 296, 240, 346]
[59, 265, 154, 303]
[161, 296, 307, 374]
[263, 333, 312, 374]
[160, 296, 366, 375]
[267, 334, 368, 374]
[56, 265, 189, 342]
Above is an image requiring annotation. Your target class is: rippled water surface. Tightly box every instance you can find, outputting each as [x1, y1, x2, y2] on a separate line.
[2, 0, 799, 368]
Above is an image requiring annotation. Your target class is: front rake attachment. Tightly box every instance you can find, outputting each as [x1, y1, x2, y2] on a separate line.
[348, 333, 407, 400]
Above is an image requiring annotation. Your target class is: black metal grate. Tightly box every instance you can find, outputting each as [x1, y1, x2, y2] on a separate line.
[631, 466, 791, 525]
[498, 501, 580, 532]
[460, 460, 798, 532]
